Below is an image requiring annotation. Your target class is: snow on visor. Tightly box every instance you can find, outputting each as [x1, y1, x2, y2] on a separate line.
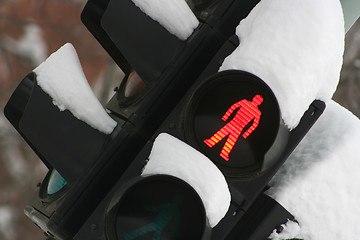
[33, 43, 117, 134]
[142, 133, 231, 228]
[131, 0, 199, 40]
[220, 0, 345, 130]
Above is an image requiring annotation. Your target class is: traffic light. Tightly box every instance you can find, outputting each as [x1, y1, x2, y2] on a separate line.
[4, 0, 273, 239]
[71, 31, 325, 239]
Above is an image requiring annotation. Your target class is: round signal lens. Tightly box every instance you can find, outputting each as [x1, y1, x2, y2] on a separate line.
[46, 169, 67, 196]
[185, 70, 280, 177]
[106, 175, 209, 240]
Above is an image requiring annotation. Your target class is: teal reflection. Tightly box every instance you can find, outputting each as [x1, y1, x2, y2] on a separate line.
[47, 170, 67, 195]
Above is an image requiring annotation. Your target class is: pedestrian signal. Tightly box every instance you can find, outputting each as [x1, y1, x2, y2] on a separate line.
[74, 35, 325, 240]
[105, 175, 209, 240]
[203, 94, 263, 161]
[184, 70, 280, 177]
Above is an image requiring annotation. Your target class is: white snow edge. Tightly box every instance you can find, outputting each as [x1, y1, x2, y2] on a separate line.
[131, 0, 199, 40]
[34, 43, 117, 134]
[141, 133, 231, 228]
[268, 220, 303, 240]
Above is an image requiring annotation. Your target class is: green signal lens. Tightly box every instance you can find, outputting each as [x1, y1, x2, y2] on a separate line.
[47, 170, 67, 195]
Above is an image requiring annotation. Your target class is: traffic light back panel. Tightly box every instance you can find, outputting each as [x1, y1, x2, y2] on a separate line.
[74, 28, 325, 240]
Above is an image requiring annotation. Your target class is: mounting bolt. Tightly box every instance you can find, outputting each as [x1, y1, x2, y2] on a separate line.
[90, 224, 97, 231]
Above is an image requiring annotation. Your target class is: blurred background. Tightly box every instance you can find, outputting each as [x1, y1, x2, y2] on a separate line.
[0, 0, 359, 239]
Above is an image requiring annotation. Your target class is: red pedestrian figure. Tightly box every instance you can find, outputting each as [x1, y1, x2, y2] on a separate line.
[204, 95, 263, 161]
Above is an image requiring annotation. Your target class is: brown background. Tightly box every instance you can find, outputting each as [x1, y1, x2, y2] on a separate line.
[0, 1, 359, 239]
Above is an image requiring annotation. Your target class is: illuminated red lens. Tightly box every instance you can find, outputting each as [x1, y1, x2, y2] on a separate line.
[204, 95, 263, 161]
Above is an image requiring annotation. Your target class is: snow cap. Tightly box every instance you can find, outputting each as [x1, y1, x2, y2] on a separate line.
[267, 101, 360, 239]
[142, 133, 231, 228]
[34, 43, 117, 134]
[131, 0, 199, 40]
[268, 220, 302, 240]
[220, 0, 345, 129]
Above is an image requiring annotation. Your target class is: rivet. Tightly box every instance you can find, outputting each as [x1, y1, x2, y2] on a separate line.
[90, 224, 97, 231]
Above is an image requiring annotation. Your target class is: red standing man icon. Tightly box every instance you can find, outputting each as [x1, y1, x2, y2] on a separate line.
[204, 95, 263, 161]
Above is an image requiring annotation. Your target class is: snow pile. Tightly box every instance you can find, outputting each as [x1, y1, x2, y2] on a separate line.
[268, 220, 302, 240]
[142, 133, 231, 228]
[34, 43, 117, 134]
[220, 0, 345, 129]
[267, 100, 360, 239]
[131, 0, 199, 40]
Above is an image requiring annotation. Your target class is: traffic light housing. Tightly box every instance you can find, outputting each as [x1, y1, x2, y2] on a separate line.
[72, 34, 324, 239]
[3, 0, 326, 239]
[4, 72, 110, 183]
[183, 70, 282, 177]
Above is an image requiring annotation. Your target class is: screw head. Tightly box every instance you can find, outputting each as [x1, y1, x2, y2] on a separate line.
[90, 224, 97, 231]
